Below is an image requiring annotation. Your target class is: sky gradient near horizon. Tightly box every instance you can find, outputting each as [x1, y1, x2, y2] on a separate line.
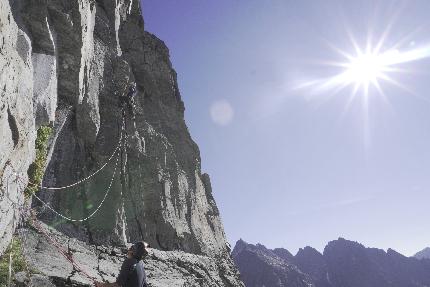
[141, 0, 430, 256]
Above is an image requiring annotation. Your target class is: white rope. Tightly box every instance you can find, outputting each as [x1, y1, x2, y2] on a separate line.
[38, 134, 122, 190]
[31, 151, 120, 222]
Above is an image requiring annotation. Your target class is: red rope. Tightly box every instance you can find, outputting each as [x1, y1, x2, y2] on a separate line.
[31, 217, 97, 285]
[4, 160, 101, 285]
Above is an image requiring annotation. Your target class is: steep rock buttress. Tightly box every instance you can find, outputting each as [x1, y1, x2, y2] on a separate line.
[0, 0, 243, 285]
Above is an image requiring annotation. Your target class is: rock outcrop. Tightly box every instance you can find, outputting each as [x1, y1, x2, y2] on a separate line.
[15, 222, 241, 286]
[0, 0, 243, 285]
[232, 238, 430, 287]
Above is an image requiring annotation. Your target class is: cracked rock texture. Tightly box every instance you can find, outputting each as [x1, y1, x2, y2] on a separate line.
[0, 0, 36, 255]
[17, 222, 242, 287]
[0, 0, 243, 285]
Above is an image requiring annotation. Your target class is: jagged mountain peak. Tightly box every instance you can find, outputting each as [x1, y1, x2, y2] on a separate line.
[296, 246, 323, 258]
[273, 247, 295, 263]
[233, 239, 430, 287]
[232, 241, 315, 287]
[415, 247, 430, 260]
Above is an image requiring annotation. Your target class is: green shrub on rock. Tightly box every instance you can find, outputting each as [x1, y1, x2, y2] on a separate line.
[25, 126, 52, 197]
[0, 237, 28, 286]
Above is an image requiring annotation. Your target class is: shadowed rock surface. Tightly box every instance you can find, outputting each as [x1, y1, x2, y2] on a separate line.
[0, 0, 243, 285]
[233, 238, 430, 287]
[295, 246, 331, 287]
[323, 238, 430, 287]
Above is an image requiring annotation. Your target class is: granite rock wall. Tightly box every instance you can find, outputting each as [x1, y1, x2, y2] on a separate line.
[0, 0, 243, 285]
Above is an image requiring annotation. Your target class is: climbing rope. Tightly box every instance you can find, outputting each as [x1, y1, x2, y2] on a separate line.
[26, 149, 120, 222]
[34, 135, 122, 191]
[0, 107, 133, 285]
[3, 119, 125, 223]
[31, 216, 98, 284]
[2, 178, 101, 285]
[2, 130, 121, 193]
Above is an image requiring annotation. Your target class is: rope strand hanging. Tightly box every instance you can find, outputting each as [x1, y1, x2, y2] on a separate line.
[0, 107, 132, 285]
[31, 217, 98, 284]
[34, 134, 123, 191]
[27, 150, 120, 223]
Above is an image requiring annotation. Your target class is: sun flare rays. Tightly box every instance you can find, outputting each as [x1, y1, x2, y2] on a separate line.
[301, 42, 430, 98]
[295, 29, 430, 148]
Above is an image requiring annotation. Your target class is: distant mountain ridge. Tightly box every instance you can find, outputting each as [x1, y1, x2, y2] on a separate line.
[232, 239, 314, 287]
[232, 238, 430, 287]
[415, 247, 430, 260]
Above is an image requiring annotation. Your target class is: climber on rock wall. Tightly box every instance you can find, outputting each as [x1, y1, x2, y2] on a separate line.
[119, 82, 137, 120]
[95, 241, 148, 287]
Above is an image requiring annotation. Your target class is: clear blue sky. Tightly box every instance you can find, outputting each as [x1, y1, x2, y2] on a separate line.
[141, 0, 430, 256]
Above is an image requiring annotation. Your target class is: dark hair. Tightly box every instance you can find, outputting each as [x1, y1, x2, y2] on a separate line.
[131, 241, 147, 260]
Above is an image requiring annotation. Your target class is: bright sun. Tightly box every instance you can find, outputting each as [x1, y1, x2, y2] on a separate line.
[296, 32, 430, 147]
[299, 36, 430, 100]
[345, 52, 387, 86]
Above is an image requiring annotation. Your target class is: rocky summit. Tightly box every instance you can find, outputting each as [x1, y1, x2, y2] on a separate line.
[0, 0, 243, 285]
[232, 238, 430, 287]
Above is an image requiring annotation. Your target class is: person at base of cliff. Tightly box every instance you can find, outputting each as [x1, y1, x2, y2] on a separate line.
[95, 241, 148, 287]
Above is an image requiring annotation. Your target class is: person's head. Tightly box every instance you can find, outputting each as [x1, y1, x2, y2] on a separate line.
[127, 241, 148, 260]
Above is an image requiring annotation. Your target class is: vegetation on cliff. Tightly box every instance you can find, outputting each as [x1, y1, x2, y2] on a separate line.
[25, 126, 52, 197]
[0, 237, 28, 286]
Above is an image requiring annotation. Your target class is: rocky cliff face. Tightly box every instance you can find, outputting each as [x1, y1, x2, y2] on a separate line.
[0, 0, 243, 285]
[232, 238, 430, 287]
[0, 0, 36, 255]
